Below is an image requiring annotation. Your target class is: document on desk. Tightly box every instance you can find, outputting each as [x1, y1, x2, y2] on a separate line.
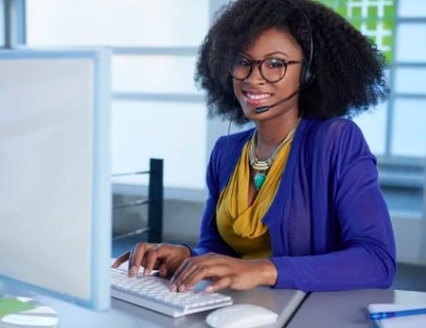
[368, 303, 426, 328]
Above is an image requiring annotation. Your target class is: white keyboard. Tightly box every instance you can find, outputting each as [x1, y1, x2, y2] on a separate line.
[111, 267, 233, 318]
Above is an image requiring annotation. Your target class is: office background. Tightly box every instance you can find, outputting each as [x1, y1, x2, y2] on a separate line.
[2, 0, 425, 288]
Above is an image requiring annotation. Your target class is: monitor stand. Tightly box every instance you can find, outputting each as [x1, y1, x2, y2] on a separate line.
[0, 295, 58, 328]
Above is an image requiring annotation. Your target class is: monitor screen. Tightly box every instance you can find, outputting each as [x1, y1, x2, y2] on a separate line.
[0, 48, 112, 310]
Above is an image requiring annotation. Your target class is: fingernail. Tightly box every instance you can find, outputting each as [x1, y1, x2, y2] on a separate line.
[179, 285, 186, 292]
[206, 286, 213, 293]
[129, 266, 137, 276]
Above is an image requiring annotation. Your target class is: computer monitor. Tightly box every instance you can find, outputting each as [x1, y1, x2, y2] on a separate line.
[0, 48, 112, 311]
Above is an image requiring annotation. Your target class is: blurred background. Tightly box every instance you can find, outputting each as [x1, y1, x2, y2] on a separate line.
[3, 0, 425, 289]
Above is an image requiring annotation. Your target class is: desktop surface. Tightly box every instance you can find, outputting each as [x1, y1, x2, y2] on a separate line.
[287, 288, 426, 328]
[0, 280, 304, 328]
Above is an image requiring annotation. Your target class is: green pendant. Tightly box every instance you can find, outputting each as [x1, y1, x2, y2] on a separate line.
[254, 172, 266, 190]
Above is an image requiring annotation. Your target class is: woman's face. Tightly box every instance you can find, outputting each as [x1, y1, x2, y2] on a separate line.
[232, 28, 303, 121]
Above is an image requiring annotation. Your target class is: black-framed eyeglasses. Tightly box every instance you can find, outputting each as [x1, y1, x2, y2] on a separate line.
[231, 57, 301, 83]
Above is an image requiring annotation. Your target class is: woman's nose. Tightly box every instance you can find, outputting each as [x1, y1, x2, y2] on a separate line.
[245, 64, 266, 84]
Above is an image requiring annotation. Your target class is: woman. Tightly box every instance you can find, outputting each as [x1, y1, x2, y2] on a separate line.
[113, 0, 396, 293]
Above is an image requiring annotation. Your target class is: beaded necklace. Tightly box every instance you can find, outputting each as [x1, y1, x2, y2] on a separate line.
[248, 120, 299, 191]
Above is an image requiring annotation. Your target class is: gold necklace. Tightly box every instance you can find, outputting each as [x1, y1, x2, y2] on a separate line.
[249, 120, 299, 191]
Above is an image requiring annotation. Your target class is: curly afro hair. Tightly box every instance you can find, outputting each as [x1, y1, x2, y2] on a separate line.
[194, 0, 390, 125]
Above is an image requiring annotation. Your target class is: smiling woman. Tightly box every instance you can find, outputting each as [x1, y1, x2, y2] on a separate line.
[113, 0, 396, 293]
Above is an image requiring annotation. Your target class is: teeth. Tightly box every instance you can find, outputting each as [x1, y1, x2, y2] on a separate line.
[246, 93, 271, 100]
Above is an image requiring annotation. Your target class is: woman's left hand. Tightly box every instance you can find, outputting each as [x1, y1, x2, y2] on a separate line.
[168, 253, 277, 293]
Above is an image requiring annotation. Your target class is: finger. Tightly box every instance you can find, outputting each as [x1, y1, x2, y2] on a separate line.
[170, 259, 189, 284]
[129, 243, 151, 277]
[205, 276, 235, 293]
[159, 263, 168, 277]
[169, 260, 196, 292]
[144, 244, 165, 275]
[111, 252, 130, 268]
[177, 264, 210, 292]
[172, 261, 223, 292]
[128, 244, 139, 273]
[179, 265, 231, 292]
[169, 254, 221, 290]
[169, 254, 208, 283]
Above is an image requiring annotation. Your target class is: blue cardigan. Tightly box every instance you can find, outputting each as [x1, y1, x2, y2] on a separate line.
[189, 117, 396, 292]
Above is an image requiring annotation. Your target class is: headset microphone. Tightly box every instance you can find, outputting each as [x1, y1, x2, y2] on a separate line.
[254, 106, 271, 114]
[254, 88, 301, 114]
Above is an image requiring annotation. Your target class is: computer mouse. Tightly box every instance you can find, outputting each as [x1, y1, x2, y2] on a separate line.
[205, 304, 279, 328]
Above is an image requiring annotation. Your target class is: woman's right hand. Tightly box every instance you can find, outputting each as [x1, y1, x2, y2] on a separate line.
[111, 243, 191, 278]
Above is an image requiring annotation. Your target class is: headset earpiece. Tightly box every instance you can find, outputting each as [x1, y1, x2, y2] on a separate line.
[300, 61, 314, 87]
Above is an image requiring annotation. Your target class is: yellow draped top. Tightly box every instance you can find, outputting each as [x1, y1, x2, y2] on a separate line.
[215, 134, 293, 259]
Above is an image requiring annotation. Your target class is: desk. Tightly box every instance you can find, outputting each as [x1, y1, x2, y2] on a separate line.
[287, 289, 426, 328]
[0, 282, 305, 328]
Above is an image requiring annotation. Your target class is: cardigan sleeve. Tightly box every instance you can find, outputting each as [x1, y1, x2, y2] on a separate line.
[188, 137, 240, 257]
[270, 120, 396, 291]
